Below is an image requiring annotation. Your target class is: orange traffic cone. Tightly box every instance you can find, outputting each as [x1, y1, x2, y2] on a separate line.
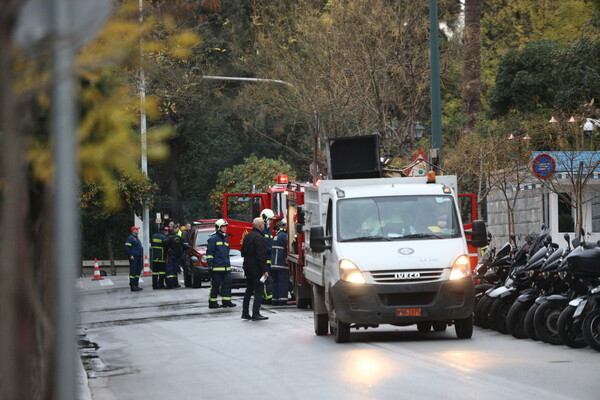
[142, 254, 152, 276]
[92, 258, 103, 280]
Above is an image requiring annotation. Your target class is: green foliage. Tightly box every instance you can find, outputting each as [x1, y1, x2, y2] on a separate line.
[489, 40, 561, 116]
[209, 156, 297, 214]
[81, 173, 160, 217]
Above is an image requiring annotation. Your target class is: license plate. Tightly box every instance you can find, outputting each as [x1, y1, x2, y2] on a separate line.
[573, 300, 587, 318]
[396, 308, 421, 317]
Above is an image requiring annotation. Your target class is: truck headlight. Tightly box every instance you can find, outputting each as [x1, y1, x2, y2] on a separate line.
[450, 255, 471, 280]
[339, 259, 365, 284]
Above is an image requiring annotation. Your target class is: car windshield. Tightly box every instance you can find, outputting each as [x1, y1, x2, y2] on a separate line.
[337, 195, 461, 242]
[230, 249, 242, 257]
[194, 230, 213, 247]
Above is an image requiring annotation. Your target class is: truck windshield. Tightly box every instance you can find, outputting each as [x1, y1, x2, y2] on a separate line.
[337, 195, 461, 242]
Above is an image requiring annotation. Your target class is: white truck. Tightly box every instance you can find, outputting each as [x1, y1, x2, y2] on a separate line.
[304, 172, 487, 343]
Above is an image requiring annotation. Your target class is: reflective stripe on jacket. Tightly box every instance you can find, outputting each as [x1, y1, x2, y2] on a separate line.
[206, 231, 231, 271]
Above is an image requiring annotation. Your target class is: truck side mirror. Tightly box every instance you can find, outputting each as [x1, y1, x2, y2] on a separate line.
[467, 220, 488, 248]
[309, 226, 331, 253]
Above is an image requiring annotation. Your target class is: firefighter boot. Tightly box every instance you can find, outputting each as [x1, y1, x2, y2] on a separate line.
[208, 301, 222, 309]
[222, 301, 237, 308]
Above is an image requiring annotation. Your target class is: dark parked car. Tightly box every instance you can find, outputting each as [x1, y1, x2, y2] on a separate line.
[182, 220, 216, 288]
[183, 220, 247, 289]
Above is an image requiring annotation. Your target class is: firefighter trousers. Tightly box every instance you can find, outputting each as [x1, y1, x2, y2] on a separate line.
[209, 270, 232, 305]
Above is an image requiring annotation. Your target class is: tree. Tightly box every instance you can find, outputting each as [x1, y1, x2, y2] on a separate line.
[0, 2, 199, 398]
[237, 0, 462, 173]
[462, 0, 482, 130]
[81, 174, 159, 275]
[209, 156, 296, 214]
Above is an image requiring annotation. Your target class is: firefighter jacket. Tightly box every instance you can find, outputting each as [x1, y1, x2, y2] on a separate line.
[125, 234, 143, 259]
[271, 228, 287, 269]
[151, 232, 168, 263]
[206, 231, 231, 271]
[262, 226, 273, 265]
[167, 233, 184, 258]
[241, 227, 268, 278]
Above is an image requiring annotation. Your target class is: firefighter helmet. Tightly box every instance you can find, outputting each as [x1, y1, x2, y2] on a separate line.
[260, 209, 275, 221]
[215, 218, 229, 230]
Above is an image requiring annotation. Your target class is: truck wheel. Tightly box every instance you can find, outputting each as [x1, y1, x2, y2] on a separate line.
[295, 283, 310, 309]
[417, 322, 431, 332]
[331, 306, 350, 343]
[432, 322, 446, 332]
[314, 310, 329, 336]
[455, 316, 473, 339]
[191, 272, 202, 288]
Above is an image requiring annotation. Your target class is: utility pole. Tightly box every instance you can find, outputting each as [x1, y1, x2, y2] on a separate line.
[429, 0, 443, 165]
[139, 0, 150, 254]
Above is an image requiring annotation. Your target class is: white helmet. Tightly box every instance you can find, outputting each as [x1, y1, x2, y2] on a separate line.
[260, 209, 275, 221]
[215, 218, 229, 230]
[280, 218, 287, 226]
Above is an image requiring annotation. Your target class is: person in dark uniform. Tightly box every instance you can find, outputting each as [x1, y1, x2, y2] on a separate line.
[241, 218, 269, 320]
[165, 227, 184, 289]
[271, 219, 289, 305]
[151, 226, 169, 289]
[260, 208, 275, 304]
[206, 219, 236, 309]
[125, 226, 144, 292]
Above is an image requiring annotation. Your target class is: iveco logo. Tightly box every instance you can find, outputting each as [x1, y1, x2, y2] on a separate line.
[398, 247, 415, 255]
[395, 272, 421, 279]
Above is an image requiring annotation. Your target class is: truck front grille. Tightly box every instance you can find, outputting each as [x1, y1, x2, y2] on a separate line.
[370, 268, 444, 284]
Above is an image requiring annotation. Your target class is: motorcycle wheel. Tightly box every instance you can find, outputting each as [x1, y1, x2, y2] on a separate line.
[534, 301, 564, 345]
[506, 300, 531, 339]
[489, 297, 513, 334]
[479, 296, 496, 329]
[473, 295, 490, 327]
[557, 305, 587, 349]
[523, 303, 540, 341]
[582, 308, 600, 352]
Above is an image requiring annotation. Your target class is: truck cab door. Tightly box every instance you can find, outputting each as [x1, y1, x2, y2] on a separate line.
[223, 193, 269, 250]
[458, 193, 478, 271]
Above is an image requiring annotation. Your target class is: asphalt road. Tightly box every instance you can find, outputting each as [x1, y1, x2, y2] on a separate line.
[77, 275, 599, 400]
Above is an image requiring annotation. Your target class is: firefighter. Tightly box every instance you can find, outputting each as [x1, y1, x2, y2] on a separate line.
[125, 226, 144, 292]
[207, 219, 236, 308]
[271, 218, 289, 305]
[150, 226, 169, 289]
[260, 208, 275, 304]
[165, 227, 184, 289]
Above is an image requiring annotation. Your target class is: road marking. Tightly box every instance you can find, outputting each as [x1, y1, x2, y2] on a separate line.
[99, 279, 114, 287]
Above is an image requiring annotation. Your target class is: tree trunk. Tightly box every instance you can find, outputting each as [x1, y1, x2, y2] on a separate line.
[462, 0, 481, 131]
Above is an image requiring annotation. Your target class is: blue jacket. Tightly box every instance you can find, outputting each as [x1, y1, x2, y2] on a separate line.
[271, 229, 287, 269]
[206, 231, 231, 271]
[262, 226, 273, 265]
[125, 234, 143, 259]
